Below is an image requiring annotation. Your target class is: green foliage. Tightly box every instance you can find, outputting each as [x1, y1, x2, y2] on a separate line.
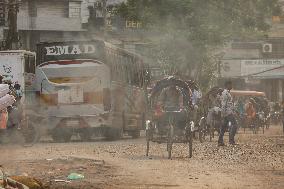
[115, 0, 280, 90]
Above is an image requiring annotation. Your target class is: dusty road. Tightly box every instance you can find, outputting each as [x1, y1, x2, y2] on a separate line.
[0, 126, 283, 189]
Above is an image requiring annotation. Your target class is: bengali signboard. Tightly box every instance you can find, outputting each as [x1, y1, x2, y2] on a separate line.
[241, 59, 284, 78]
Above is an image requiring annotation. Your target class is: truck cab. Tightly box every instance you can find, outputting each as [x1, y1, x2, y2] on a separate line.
[0, 50, 36, 105]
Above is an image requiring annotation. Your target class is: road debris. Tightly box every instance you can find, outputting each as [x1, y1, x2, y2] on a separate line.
[67, 173, 84, 180]
[54, 179, 71, 183]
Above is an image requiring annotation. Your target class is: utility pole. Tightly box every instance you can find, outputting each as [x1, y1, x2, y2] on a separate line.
[0, 0, 5, 47]
[6, 0, 20, 50]
[0, 0, 20, 50]
[102, 0, 107, 40]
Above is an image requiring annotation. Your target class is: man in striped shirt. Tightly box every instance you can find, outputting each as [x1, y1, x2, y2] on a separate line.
[218, 81, 237, 146]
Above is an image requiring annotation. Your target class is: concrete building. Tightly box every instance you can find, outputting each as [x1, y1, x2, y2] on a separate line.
[17, 0, 88, 51]
[219, 1, 284, 102]
[15, 0, 127, 51]
[220, 40, 284, 102]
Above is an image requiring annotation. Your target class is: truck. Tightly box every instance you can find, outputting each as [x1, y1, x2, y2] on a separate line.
[0, 50, 40, 143]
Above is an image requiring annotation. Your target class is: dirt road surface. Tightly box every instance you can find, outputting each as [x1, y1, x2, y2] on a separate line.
[0, 126, 283, 189]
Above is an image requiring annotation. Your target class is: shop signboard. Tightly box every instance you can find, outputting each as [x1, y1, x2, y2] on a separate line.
[241, 59, 284, 78]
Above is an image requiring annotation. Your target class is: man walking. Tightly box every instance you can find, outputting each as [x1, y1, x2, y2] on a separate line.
[218, 81, 237, 146]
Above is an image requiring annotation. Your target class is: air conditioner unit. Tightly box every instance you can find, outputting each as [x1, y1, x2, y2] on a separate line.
[262, 43, 272, 53]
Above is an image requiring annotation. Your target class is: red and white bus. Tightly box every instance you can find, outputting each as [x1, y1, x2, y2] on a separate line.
[35, 40, 149, 142]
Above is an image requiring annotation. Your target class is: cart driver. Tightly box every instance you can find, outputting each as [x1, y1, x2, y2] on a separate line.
[161, 86, 183, 111]
[245, 101, 256, 124]
[157, 86, 184, 131]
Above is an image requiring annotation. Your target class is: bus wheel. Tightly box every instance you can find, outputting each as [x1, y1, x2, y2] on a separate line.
[129, 130, 140, 139]
[79, 129, 92, 142]
[23, 122, 40, 144]
[52, 128, 72, 143]
[105, 128, 122, 141]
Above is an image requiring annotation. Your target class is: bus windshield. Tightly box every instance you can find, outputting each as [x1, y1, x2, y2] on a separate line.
[40, 60, 105, 84]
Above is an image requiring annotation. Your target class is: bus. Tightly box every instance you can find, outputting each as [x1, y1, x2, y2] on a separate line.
[35, 40, 150, 142]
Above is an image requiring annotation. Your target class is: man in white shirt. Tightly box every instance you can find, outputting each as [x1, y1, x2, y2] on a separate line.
[192, 88, 202, 106]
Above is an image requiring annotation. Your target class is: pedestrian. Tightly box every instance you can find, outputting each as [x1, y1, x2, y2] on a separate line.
[14, 82, 23, 101]
[218, 81, 237, 146]
[236, 97, 245, 115]
[191, 85, 202, 106]
[245, 101, 256, 128]
[0, 108, 8, 130]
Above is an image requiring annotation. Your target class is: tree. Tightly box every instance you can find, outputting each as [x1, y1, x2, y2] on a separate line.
[115, 0, 281, 90]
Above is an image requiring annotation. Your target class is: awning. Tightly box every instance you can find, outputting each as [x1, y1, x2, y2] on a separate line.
[247, 66, 284, 79]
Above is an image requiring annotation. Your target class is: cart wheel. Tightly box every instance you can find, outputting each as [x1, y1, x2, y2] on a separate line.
[209, 124, 214, 142]
[198, 119, 206, 143]
[52, 127, 72, 143]
[79, 128, 93, 142]
[262, 124, 265, 134]
[104, 127, 123, 141]
[23, 123, 40, 144]
[19, 118, 41, 145]
[130, 130, 140, 139]
[146, 129, 151, 157]
[167, 141, 173, 159]
[188, 131, 193, 158]
[253, 125, 257, 134]
[146, 140, 150, 157]
[167, 125, 174, 159]
[199, 129, 204, 143]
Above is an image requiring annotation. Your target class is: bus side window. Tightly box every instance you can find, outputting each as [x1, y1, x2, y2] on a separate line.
[122, 55, 128, 83]
[114, 53, 119, 81]
[24, 55, 29, 73]
[132, 58, 140, 87]
[24, 55, 36, 74]
[29, 55, 36, 74]
[126, 60, 132, 84]
[118, 55, 124, 82]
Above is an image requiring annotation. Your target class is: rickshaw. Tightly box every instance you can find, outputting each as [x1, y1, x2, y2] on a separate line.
[145, 77, 194, 159]
[231, 90, 267, 134]
[185, 80, 205, 141]
[198, 87, 223, 142]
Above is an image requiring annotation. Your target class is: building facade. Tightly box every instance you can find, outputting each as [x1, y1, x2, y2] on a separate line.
[220, 40, 284, 102]
[17, 0, 88, 51]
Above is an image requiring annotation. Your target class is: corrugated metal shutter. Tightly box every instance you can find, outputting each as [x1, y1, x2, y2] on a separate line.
[37, 0, 68, 18]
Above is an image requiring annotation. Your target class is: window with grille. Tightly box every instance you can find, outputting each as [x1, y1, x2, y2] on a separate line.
[28, 0, 37, 17]
[69, 1, 81, 18]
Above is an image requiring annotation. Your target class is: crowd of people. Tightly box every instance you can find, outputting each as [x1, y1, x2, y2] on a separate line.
[0, 75, 23, 132]
[153, 77, 284, 147]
